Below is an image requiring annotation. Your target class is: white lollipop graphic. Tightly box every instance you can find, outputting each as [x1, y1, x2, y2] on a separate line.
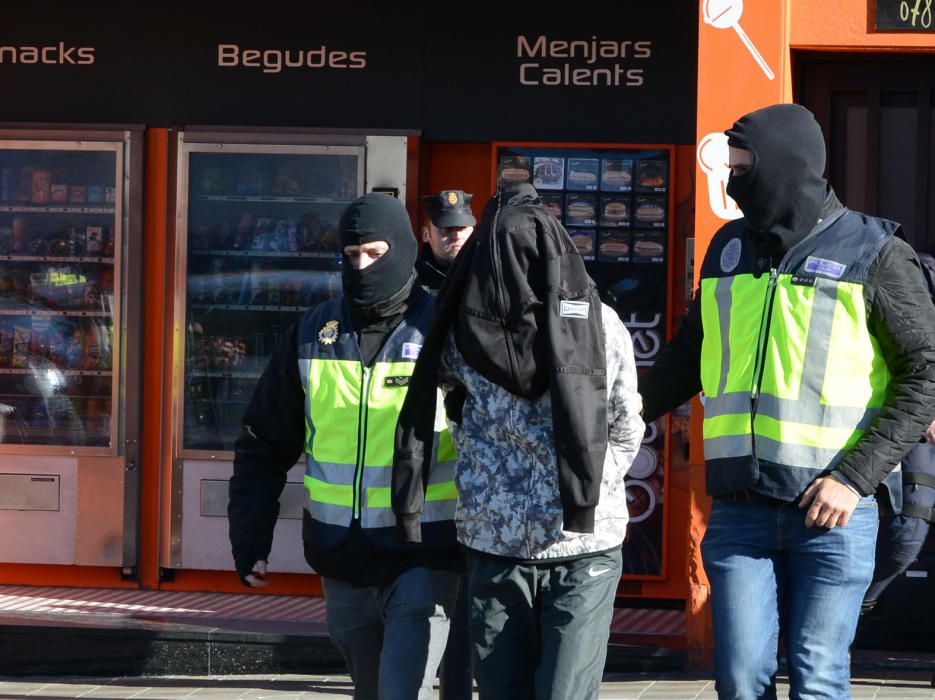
[697, 132, 742, 221]
[703, 0, 775, 80]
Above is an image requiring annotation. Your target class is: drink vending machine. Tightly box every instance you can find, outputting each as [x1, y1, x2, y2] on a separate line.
[0, 126, 143, 570]
[163, 129, 409, 575]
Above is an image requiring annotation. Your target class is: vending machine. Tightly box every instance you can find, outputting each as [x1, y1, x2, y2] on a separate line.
[0, 126, 143, 570]
[493, 143, 675, 579]
[163, 129, 409, 574]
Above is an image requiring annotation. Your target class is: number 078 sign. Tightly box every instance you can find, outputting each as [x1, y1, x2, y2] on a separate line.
[877, 0, 934, 31]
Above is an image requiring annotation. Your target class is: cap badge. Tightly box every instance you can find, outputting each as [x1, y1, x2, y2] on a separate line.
[318, 320, 340, 346]
[447, 191, 458, 205]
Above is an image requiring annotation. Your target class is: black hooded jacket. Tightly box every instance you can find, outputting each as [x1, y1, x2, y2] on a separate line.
[639, 105, 935, 498]
[394, 185, 609, 536]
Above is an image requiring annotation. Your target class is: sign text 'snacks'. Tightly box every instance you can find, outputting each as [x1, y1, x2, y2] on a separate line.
[515, 34, 652, 87]
[0, 43, 94, 65]
[217, 44, 367, 74]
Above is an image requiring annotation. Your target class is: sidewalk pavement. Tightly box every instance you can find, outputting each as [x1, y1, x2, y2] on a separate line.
[0, 670, 934, 699]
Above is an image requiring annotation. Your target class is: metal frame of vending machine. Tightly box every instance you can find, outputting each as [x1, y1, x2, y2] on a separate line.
[165, 128, 409, 574]
[0, 125, 143, 571]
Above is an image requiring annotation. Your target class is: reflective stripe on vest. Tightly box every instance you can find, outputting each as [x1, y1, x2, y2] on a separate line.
[700, 271, 890, 471]
[297, 297, 456, 531]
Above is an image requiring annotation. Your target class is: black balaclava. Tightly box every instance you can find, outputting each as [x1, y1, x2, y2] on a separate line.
[725, 104, 828, 253]
[339, 193, 418, 309]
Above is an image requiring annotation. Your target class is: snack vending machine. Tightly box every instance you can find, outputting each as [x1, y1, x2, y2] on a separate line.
[165, 130, 409, 574]
[494, 143, 674, 578]
[0, 127, 143, 569]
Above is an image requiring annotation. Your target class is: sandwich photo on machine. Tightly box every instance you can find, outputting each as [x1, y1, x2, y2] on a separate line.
[635, 160, 667, 190]
[632, 232, 665, 259]
[539, 193, 563, 219]
[533, 157, 565, 190]
[600, 197, 629, 227]
[599, 231, 631, 260]
[499, 156, 531, 184]
[633, 196, 666, 226]
[565, 196, 596, 225]
[601, 159, 633, 190]
[565, 157, 599, 190]
[570, 230, 595, 258]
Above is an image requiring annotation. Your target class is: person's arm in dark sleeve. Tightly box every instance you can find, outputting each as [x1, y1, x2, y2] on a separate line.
[637, 294, 704, 422]
[834, 237, 935, 494]
[228, 322, 306, 585]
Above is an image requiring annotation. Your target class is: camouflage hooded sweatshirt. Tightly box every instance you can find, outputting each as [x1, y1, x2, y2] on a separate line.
[439, 303, 644, 560]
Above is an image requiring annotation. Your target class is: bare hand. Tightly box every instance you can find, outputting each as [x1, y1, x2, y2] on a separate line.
[925, 419, 935, 446]
[798, 477, 860, 529]
[245, 560, 268, 588]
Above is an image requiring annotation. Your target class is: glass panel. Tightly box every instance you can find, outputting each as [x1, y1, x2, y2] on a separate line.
[182, 148, 361, 451]
[879, 97, 918, 237]
[0, 146, 117, 447]
[844, 105, 869, 213]
[829, 93, 868, 212]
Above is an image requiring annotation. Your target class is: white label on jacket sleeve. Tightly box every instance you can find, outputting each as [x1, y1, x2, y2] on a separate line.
[560, 300, 590, 319]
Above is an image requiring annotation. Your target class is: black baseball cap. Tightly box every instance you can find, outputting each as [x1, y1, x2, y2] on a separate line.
[423, 190, 476, 228]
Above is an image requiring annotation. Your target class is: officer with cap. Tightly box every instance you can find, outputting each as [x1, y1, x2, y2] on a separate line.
[418, 190, 477, 700]
[417, 189, 476, 292]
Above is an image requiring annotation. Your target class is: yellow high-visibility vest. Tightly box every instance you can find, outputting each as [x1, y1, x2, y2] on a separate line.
[296, 292, 456, 545]
[699, 209, 898, 498]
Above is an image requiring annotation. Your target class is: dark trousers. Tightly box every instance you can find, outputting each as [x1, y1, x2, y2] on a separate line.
[466, 548, 621, 700]
[864, 443, 935, 609]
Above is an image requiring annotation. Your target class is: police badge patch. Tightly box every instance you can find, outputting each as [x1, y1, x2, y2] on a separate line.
[318, 320, 339, 346]
[720, 238, 742, 273]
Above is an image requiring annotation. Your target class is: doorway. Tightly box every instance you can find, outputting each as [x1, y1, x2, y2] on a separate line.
[797, 52, 935, 253]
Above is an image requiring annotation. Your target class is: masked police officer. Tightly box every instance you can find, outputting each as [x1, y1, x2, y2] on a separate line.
[229, 193, 462, 700]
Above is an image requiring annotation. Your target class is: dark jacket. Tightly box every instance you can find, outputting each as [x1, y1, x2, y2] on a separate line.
[415, 256, 447, 293]
[394, 185, 608, 536]
[639, 214, 935, 498]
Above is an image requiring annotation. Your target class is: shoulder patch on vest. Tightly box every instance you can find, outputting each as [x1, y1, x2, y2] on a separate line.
[401, 342, 421, 360]
[804, 256, 846, 279]
[720, 238, 742, 273]
[318, 320, 340, 346]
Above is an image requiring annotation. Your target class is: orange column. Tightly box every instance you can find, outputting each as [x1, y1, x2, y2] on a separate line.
[686, 0, 791, 670]
[140, 129, 170, 589]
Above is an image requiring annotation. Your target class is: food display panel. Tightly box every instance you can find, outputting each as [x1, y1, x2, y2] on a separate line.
[0, 145, 122, 448]
[496, 144, 672, 577]
[179, 144, 363, 453]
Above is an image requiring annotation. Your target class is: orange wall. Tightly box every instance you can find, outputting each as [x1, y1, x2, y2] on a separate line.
[421, 142, 493, 223]
[792, 0, 935, 49]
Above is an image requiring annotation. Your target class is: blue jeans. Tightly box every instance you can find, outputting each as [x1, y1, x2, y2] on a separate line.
[701, 497, 878, 700]
[323, 567, 460, 700]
